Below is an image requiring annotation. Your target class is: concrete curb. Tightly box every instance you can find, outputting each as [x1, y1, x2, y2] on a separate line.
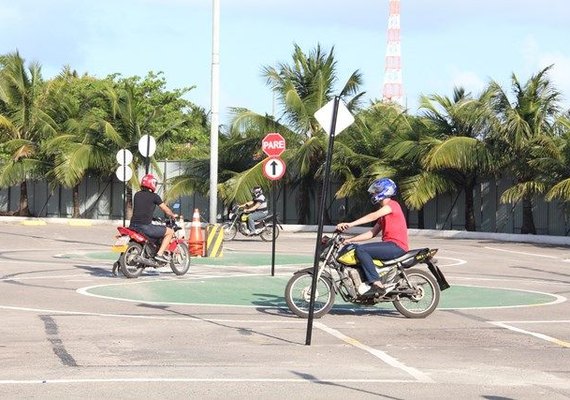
[2, 217, 569, 246]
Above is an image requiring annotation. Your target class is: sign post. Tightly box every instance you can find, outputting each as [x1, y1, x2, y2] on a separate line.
[115, 149, 133, 227]
[305, 97, 354, 345]
[262, 133, 286, 276]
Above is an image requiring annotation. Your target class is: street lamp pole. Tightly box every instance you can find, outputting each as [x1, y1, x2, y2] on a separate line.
[209, 0, 220, 224]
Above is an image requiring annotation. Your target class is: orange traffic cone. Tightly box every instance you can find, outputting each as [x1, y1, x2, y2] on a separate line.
[188, 208, 204, 256]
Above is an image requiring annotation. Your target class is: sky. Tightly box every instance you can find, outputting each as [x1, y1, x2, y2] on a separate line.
[1, 0, 569, 126]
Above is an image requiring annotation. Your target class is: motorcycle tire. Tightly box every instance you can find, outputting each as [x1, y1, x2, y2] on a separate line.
[284, 271, 335, 319]
[392, 268, 440, 318]
[222, 222, 237, 241]
[260, 225, 279, 242]
[119, 242, 145, 279]
[170, 242, 190, 276]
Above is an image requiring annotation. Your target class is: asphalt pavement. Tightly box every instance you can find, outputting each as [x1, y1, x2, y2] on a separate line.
[0, 219, 569, 400]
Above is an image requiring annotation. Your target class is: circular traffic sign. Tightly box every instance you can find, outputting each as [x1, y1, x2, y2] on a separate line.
[138, 135, 157, 157]
[116, 149, 133, 165]
[262, 132, 286, 157]
[262, 157, 286, 181]
[115, 165, 133, 182]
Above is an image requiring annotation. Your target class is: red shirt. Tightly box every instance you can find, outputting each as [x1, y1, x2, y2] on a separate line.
[378, 199, 409, 251]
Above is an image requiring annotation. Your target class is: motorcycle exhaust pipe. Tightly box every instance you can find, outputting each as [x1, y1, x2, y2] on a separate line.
[133, 255, 160, 268]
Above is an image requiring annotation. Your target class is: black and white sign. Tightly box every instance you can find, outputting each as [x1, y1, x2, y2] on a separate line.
[262, 157, 286, 181]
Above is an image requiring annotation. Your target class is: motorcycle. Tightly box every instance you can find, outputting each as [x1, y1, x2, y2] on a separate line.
[284, 231, 450, 319]
[112, 216, 190, 278]
[222, 205, 282, 241]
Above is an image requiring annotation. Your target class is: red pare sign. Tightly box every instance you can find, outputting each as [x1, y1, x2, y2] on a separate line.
[262, 132, 286, 157]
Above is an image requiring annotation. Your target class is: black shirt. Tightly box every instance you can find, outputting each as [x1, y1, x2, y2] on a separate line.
[130, 190, 163, 225]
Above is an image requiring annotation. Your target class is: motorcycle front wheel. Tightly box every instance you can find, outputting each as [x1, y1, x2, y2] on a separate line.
[284, 271, 335, 319]
[119, 242, 145, 279]
[170, 242, 190, 276]
[260, 225, 279, 241]
[392, 268, 440, 318]
[222, 222, 237, 241]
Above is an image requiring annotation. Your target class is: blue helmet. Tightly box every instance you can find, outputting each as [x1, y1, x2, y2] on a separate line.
[368, 178, 397, 204]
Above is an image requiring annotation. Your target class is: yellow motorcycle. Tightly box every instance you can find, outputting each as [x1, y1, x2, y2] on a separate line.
[222, 205, 282, 241]
[284, 231, 450, 318]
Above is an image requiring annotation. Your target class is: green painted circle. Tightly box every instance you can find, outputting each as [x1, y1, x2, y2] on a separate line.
[85, 276, 558, 310]
[74, 251, 313, 266]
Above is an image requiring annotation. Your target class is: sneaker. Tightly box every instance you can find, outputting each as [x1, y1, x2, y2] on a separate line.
[154, 254, 171, 263]
[357, 282, 372, 295]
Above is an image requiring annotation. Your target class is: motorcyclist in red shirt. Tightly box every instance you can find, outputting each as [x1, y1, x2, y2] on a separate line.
[336, 178, 408, 295]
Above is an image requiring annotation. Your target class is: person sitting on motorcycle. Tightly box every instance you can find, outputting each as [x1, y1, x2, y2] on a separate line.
[239, 186, 268, 235]
[129, 173, 178, 263]
[336, 177, 409, 295]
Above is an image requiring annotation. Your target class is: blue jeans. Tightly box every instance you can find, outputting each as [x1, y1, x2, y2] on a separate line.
[247, 210, 268, 231]
[355, 241, 406, 283]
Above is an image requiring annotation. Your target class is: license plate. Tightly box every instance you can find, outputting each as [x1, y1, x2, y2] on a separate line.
[112, 236, 129, 252]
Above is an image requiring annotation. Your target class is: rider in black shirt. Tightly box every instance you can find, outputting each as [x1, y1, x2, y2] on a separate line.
[129, 174, 177, 263]
[240, 186, 268, 235]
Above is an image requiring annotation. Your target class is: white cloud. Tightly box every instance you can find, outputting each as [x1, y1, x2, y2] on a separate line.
[450, 68, 487, 97]
[537, 53, 570, 108]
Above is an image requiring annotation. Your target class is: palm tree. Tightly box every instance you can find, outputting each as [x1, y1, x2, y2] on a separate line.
[416, 87, 494, 231]
[488, 66, 563, 234]
[43, 70, 114, 217]
[0, 51, 56, 216]
[102, 80, 188, 216]
[228, 44, 365, 223]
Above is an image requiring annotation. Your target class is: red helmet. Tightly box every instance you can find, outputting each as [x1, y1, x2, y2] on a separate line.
[140, 174, 157, 192]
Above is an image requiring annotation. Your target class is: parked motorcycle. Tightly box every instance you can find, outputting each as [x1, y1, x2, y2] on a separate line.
[222, 205, 282, 241]
[284, 231, 450, 319]
[112, 216, 190, 278]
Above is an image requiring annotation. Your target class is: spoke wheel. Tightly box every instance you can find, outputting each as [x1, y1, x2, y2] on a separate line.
[119, 242, 145, 278]
[260, 225, 279, 241]
[285, 272, 335, 318]
[222, 222, 237, 241]
[393, 268, 440, 318]
[170, 242, 190, 275]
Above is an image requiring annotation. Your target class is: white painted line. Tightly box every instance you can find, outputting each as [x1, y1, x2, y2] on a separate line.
[489, 321, 570, 348]
[1, 274, 88, 281]
[438, 284, 566, 310]
[484, 246, 558, 259]
[435, 257, 466, 267]
[315, 322, 434, 383]
[493, 320, 570, 324]
[0, 304, 303, 324]
[0, 377, 416, 385]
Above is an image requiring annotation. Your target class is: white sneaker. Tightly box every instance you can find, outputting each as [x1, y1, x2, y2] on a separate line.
[357, 282, 372, 295]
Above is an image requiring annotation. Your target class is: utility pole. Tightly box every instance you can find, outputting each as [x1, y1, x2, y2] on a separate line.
[209, 0, 220, 224]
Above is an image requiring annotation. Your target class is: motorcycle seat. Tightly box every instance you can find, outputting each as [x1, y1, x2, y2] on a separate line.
[379, 248, 431, 267]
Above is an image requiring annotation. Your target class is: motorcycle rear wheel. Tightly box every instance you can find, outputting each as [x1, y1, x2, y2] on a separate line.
[222, 222, 237, 241]
[284, 271, 335, 318]
[119, 242, 145, 279]
[170, 242, 190, 275]
[392, 268, 440, 318]
[260, 225, 279, 241]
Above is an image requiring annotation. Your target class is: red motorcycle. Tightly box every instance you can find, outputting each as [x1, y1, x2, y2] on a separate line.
[112, 216, 190, 278]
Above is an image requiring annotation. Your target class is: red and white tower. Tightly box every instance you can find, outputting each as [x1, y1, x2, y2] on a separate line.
[382, 0, 404, 106]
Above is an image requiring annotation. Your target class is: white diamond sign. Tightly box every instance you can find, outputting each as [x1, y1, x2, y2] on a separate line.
[314, 99, 354, 135]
